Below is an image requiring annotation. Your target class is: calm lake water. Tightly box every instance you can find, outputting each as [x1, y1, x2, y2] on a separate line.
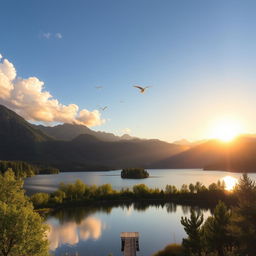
[46, 203, 211, 256]
[24, 169, 256, 195]
[25, 169, 256, 256]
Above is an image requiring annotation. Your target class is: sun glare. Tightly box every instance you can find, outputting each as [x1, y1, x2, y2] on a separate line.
[222, 176, 238, 191]
[209, 118, 244, 142]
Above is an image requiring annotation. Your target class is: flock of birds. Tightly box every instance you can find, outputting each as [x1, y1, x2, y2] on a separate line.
[95, 85, 151, 112]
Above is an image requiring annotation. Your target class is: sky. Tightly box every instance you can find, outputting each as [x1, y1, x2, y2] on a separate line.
[1, 0, 256, 142]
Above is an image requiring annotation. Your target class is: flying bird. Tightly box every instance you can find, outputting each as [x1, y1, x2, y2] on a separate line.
[95, 86, 103, 89]
[133, 85, 151, 93]
[99, 106, 108, 111]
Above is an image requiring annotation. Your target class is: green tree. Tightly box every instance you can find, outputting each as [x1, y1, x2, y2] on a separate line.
[0, 169, 49, 256]
[231, 174, 256, 255]
[181, 210, 204, 256]
[31, 193, 50, 207]
[202, 201, 232, 256]
[165, 185, 178, 194]
[189, 183, 195, 194]
[133, 184, 149, 195]
[180, 184, 189, 193]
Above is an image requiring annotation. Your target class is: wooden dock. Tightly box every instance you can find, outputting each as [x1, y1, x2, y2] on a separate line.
[120, 232, 139, 256]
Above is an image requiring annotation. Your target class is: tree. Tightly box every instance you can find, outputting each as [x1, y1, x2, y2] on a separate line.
[180, 184, 189, 193]
[231, 174, 256, 255]
[165, 185, 178, 194]
[0, 169, 49, 256]
[189, 183, 195, 194]
[202, 201, 232, 256]
[133, 184, 149, 195]
[31, 193, 50, 207]
[195, 182, 203, 193]
[181, 210, 204, 256]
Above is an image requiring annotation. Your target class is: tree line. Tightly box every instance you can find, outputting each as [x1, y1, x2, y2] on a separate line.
[30, 178, 235, 209]
[0, 160, 59, 177]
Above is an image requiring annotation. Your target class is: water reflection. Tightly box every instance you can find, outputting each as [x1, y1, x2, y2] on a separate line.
[221, 176, 238, 191]
[47, 216, 104, 251]
[46, 203, 212, 255]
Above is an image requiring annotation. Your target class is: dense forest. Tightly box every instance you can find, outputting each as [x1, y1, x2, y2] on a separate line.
[0, 161, 59, 177]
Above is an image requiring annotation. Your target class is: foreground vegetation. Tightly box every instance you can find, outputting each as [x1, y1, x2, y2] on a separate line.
[153, 174, 256, 256]
[0, 169, 49, 256]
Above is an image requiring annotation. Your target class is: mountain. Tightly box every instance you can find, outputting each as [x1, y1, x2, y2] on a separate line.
[173, 139, 206, 146]
[0, 105, 187, 171]
[0, 105, 50, 160]
[38, 135, 188, 171]
[154, 137, 256, 172]
[35, 123, 135, 142]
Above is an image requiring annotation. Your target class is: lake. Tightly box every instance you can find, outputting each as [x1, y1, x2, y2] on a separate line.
[27, 169, 256, 255]
[46, 203, 211, 256]
[24, 168, 256, 195]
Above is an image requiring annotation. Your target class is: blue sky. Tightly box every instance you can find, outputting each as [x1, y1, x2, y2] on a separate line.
[1, 0, 256, 142]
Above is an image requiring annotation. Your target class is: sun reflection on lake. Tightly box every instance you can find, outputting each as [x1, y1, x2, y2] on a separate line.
[222, 176, 238, 191]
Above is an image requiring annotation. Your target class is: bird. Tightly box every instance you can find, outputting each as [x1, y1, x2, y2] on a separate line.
[99, 106, 108, 111]
[95, 86, 103, 89]
[133, 85, 151, 93]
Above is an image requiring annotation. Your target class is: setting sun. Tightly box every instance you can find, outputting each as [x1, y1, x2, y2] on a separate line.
[209, 118, 244, 142]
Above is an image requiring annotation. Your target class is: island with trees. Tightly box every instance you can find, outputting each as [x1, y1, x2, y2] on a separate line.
[121, 168, 149, 179]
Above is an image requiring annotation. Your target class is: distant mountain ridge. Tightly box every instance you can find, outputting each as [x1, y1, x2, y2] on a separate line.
[0, 105, 187, 171]
[1, 104, 256, 172]
[35, 123, 135, 142]
[154, 137, 256, 172]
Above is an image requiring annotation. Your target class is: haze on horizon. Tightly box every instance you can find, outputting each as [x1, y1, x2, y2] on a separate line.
[1, 0, 256, 142]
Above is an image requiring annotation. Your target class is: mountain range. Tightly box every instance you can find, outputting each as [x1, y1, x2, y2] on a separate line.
[1, 104, 256, 172]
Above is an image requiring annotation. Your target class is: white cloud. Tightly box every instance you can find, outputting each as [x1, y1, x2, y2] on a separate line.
[0, 54, 2, 60]
[42, 32, 51, 39]
[0, 54, 104, 127]
[55, 33, 62, 39]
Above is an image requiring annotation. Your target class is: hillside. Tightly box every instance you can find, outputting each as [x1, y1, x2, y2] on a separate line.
[0, 105, 51, 160]
[154, 137, 256, 172]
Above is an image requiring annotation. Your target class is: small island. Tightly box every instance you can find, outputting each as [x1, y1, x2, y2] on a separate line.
[121, 168, 149, 179]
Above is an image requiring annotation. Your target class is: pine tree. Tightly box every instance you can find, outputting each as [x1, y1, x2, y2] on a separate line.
[231, 174, 256, 256]
[181, 209, 204, 256]
[202, 201, 232, 256]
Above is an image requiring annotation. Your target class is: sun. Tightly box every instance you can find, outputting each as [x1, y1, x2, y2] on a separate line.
[209, 118, 244, 142]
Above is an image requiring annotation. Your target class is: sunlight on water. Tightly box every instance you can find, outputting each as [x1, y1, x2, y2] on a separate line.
[222, 176, 238, 191]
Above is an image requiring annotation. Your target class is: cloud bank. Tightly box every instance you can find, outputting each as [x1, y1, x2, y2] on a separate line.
[0, 55, 104, 126]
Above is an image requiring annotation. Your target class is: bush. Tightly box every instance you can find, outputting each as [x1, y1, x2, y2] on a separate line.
[121, 168, 149, 179]
[31, 193, 50, 206]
